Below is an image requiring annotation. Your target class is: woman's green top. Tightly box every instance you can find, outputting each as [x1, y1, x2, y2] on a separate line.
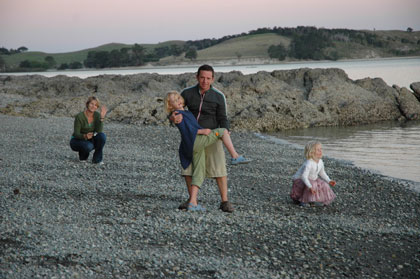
[72, 111, 103, 140]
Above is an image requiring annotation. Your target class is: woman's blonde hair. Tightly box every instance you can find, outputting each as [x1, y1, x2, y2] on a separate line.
[164, 91, 184, 113]
[86, 96, 100, 109]
[304, 141, 321, 160]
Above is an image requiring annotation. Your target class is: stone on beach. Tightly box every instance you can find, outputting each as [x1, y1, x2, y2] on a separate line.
[0, 115, 419, 278]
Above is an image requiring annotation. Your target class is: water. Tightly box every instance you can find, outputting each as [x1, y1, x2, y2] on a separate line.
[2, 57, 420, 88]
[270, 120, 420, 191]
[2, 57, 420, 189]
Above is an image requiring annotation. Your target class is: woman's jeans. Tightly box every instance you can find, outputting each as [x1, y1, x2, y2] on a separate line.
[70, 132, 106, 163]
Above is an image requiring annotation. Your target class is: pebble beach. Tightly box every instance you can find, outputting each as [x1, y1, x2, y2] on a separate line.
[1, 114, 419, 278]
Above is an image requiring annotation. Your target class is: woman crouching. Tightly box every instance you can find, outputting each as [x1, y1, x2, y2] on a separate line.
[70, 96, 107, 164]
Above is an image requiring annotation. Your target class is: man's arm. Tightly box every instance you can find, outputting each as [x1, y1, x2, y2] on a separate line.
[197, 128, 211, 136]
[216, 94, 229, 130]
[168, 111, 183, 124]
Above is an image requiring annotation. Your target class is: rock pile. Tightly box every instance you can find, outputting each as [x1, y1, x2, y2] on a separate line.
[1, 68, 420, 131]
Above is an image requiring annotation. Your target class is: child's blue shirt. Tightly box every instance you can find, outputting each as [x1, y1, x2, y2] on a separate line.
[175, 110, 202, 169]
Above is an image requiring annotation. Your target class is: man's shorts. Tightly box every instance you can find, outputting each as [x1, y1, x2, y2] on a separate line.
[181, 138, 227, 178]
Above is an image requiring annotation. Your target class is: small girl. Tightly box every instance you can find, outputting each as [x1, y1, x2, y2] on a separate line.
[165, 91, 250, 211]
[290, 141, 336, 206]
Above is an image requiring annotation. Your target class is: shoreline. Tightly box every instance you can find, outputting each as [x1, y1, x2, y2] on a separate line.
[256, 132, 420, 193]
[1, 55, 419, 75]
[1, 114, 419, 278]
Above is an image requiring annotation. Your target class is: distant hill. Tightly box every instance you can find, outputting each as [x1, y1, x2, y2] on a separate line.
[0, 41, 185, 69]
[1, 27, 419, 71]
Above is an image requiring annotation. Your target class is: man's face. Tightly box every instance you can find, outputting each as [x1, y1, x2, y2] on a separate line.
[197, 70, 214, 92]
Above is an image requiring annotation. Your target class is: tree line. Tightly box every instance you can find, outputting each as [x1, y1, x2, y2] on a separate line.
[0, 46, 28, 55]
[266, 26, 419, 61]
[83, 43, 197, 69]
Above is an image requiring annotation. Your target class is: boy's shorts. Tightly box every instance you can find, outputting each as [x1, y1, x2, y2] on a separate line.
[181, 129, 227, 178]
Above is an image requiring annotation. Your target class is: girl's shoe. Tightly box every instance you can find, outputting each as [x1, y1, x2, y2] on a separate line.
[188, 203, 206, 212]
[299, 202, 309, 207]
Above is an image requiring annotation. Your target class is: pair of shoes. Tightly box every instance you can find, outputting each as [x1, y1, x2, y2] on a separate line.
[178, 200, 190, 210]
[93, 161, 104, 165]
[219, 201, 234, 213]
[299, 202, 309, 207]
[230, 155, 252, 165]
[188, 203, 206, 212]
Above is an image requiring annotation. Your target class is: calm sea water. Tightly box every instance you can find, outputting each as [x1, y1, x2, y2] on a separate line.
[270, 121, 420, 191]
[2, 58, 420, 189]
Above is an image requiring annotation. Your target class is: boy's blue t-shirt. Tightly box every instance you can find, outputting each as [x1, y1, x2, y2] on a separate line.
[175, 110, 202, 169]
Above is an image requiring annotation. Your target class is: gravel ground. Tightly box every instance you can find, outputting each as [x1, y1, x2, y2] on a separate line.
[0, 114, 419, 279]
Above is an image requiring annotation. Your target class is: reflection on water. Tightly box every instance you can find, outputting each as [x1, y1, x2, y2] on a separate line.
[271, 120, 420, 190]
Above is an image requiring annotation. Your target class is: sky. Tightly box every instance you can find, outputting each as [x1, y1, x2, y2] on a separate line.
[1, 0, 419, 53]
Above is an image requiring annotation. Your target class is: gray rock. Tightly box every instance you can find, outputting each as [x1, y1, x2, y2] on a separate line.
[410, 81, 420, 101]
[396, 86, 420, 120]
[1, 69, 420, 131]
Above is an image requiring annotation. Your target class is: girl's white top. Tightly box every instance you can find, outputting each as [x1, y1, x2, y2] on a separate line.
[293, 159, 331, 188]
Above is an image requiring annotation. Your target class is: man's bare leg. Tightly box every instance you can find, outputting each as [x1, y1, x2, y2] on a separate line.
[188, 185, 199, 206]
[216, 176, 228, 202]
[216, 176, 234, 212]
[184, 175, 193, 198]
[178, 176, 193, 210]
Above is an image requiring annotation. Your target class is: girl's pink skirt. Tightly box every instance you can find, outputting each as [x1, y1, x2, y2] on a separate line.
[290, 178, 336, 205]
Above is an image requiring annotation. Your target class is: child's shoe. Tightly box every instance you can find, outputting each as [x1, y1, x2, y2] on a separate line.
[188, 203, 206, 212]
[231, 155, 252, 165]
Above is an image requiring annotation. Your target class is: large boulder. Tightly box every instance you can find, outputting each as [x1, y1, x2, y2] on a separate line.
[394, 86, 420, 120]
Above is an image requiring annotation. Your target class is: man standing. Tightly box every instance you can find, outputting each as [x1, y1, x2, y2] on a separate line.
[171, 64, 250, 212]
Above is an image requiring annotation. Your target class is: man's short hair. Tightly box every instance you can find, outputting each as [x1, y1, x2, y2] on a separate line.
[197, 64, 214, 77]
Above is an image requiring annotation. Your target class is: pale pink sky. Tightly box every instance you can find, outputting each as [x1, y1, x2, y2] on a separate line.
[1, 0, 419, 53]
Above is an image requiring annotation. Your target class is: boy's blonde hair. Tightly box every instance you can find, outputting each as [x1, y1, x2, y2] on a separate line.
[164, 91, 184, 113]
[304, 141, 321, 160]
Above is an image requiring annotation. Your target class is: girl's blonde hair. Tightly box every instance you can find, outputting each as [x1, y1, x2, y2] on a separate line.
[86, 96, 100, 109]
[164, 91, 184, 113]
[304, 141, 321, 160]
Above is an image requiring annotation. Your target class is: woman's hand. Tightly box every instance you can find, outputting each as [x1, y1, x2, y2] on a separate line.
[85, 132, 94, 140]
[100, 105, 108, 119]
[329, 180, 336, 187]
[310, 188, 316, 195]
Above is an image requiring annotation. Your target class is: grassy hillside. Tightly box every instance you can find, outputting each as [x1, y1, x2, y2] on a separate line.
[1, 43, 128, 68]
[330, 30, 420, 59]
[1, 29, 419, 71]
[159, 33, 291, 64]
[1, 41, 185, 69]
[198, 33, 291, 59]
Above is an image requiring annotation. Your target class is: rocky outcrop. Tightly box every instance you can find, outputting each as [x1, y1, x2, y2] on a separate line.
[410, 82, 420, 101]
[1, 69, 419, 131]
[393, 85, 420, 120]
